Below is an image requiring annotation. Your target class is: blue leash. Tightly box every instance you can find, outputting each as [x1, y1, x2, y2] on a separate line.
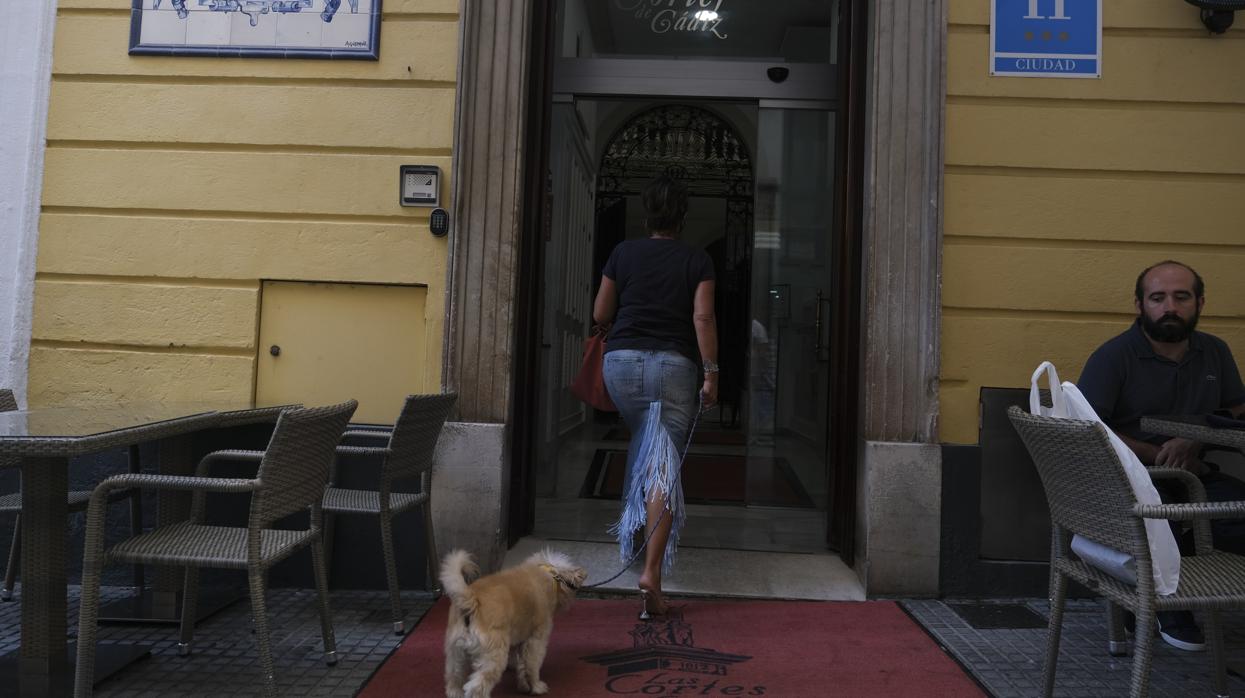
[583, 395, 704, 589]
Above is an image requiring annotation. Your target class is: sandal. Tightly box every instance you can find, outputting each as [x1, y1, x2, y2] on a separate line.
[639, 588, 669, 620]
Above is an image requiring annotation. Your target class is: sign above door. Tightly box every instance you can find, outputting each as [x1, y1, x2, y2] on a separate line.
[567, 0, 838, 63]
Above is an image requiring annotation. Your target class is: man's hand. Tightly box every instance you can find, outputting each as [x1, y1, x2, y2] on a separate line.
[1154, 437, 1206, 474]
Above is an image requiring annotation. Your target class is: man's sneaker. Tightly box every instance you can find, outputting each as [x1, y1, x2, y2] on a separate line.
[1157, 611, 1205, 652]
[1122, 610, 1206, 652]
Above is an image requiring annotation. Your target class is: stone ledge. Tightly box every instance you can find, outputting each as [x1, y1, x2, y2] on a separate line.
[431, 421, 508, 573]
[857, 440, 942, 596]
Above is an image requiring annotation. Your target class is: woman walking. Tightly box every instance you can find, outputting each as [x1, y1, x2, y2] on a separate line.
[593, 175, 719, 619]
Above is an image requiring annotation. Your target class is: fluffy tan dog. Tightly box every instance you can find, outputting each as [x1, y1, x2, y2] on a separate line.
[441, 549, 586, 698]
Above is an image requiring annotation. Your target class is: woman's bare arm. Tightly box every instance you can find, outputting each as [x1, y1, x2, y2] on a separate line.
[693, 280, 718, 408]
[593, 276, 617, 326]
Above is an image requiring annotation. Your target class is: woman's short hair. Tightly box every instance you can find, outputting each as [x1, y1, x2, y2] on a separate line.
[642, 176, 689, 234]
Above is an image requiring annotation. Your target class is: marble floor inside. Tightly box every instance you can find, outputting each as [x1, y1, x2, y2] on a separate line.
[526, 408, 859, 601]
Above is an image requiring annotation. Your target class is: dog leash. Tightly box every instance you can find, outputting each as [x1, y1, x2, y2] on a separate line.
[583, 393, 704, 589]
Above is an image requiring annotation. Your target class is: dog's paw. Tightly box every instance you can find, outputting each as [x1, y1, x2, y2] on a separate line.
[446, 690, 465, 698]
[528, 680, 549, 695]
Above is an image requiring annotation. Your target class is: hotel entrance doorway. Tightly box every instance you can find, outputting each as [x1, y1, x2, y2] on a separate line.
[523, 0, 856, 558]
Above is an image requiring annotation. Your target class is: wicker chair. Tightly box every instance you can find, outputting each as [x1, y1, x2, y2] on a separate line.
[0, 389, 144, 601]
[73, 400, 357, 698]
[322, 392, 456, 634]
[1007, 406, 1245, 697]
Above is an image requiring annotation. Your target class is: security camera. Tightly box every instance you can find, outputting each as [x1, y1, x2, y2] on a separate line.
[1185, 0, 1245, 33]
[766, 66, 789, 84]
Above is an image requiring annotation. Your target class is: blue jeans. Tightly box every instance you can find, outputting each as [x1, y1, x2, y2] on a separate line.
[603, 349, 699, 473]
[602, 349, 699, 571]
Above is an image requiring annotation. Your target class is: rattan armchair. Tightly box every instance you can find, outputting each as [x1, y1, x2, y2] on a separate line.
[73, 400, 357, 698]
[1007, 406, 1245, 697]
[322, 392, 456, 633]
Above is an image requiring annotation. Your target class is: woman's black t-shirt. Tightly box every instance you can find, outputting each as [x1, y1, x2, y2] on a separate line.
[601, 237, 715, 363]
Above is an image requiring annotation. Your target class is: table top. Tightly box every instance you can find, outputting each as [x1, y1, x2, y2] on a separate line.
[0, 401, 296, 458]
[1141, 415, 1245, 450]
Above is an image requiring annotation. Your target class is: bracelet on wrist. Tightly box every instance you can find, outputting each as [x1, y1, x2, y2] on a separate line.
[702, 359, 720, 374]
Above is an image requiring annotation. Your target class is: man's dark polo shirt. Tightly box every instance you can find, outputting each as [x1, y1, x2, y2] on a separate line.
[1078, 320, 1245, 446]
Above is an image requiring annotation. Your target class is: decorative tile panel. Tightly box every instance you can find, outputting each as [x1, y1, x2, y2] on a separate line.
[129, 0, 381, 59]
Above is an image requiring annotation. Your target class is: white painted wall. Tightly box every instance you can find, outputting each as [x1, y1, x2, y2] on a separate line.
[0, 1, 57, 405]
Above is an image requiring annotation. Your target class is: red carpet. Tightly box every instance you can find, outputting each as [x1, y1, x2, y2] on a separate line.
[361, 598, 983, 697]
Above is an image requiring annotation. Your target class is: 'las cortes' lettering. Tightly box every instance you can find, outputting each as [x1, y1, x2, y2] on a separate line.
[604, 672, 766, 695]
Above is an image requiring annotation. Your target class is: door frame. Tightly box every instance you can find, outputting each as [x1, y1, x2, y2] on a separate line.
[553, 58, 837, 101]
[827, 0, 868, 564]
[512, 4, 859, 555]
[509, 0, 557, 545]
[448, 0, 945, 590]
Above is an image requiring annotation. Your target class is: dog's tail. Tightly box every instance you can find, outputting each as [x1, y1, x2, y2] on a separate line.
[439, 549, 480, 617]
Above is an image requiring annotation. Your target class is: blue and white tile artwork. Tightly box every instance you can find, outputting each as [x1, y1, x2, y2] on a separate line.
[132, 0, 380, 59]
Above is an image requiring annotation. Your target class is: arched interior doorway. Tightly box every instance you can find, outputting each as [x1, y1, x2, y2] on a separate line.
[593, 104, 753, 424]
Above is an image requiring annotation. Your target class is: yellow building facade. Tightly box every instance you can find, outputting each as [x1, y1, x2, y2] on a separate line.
[7, 0, 1244, 596]
[940, 0, 1245, 443]
[30, 0, 459, 418]
[32, 3, 1243, 434]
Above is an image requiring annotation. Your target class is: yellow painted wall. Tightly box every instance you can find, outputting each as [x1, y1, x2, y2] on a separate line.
[31, 0, 459, 407]
[942, 0, 1245, 443]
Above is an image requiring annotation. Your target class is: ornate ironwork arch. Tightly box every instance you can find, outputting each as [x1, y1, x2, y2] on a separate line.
[597, 104, 753, 200]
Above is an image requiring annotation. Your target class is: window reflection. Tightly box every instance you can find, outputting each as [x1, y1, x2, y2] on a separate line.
[557, 0, 838, 63]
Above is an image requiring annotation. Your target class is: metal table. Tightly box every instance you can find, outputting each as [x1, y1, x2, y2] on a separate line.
[0, 402, 291, 696]
[1141, 415, 1245, 451]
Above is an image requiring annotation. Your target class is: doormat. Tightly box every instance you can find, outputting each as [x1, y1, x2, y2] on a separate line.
[359, 598, 985, 697]
[579, 449, 814, 508]
[602, 426, 746, 446]
[947, 602, 1048, 630]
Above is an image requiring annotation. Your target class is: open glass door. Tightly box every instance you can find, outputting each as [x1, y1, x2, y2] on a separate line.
[746, 104, 835, 522]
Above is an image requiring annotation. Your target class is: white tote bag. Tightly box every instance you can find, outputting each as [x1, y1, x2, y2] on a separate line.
[1029, 362, 1180, 596]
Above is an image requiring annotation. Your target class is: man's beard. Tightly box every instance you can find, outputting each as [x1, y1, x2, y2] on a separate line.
[1141, 310, 1199, 343]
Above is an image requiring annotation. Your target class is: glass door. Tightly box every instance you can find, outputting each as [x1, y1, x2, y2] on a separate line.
[746, 104, 835, 519]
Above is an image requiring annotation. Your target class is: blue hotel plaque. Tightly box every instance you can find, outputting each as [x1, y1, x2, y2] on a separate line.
[991, 0, 1101, 78]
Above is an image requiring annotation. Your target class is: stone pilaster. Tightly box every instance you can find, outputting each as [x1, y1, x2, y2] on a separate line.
[443, 0, 536, 423]
[860, 0, 946, 444]
[857, 0, 947, 596]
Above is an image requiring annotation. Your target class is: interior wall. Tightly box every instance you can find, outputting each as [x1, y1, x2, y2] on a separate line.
[537, 102, 597, 495]
[29, 0, 458, 407]
[939, 1, 1245, 443]
[557, 0, 598, 59]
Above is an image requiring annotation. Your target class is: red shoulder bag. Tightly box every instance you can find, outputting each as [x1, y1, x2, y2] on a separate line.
[570, 326, 616, 412]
